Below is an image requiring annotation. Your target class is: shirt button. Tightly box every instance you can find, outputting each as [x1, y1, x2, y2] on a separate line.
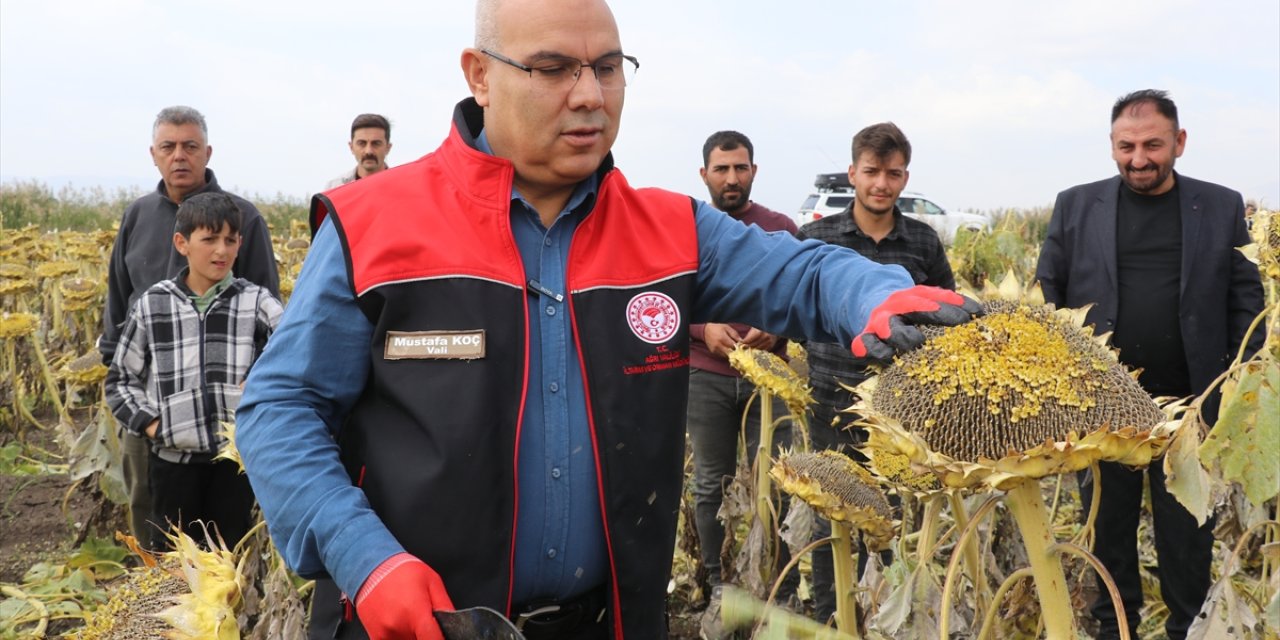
[549, 382, 559, 393]
[551, 467, 562, 479]
[546, 548, 557, 559]
[546, 306, 556, 316]
[544, 237, 553, 247]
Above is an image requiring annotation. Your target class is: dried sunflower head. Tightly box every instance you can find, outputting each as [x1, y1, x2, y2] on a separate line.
[1240, 209, 1279, 284]
[71, 565, 188, 640]
[59, 351, 108, 385]
[728, 344, 814, 416]
[0, 312, 39, 339]
[0, 277, 35, 297]
[863, 447, 942, 494]
[771, 450, 896, 550]
[152, 526, 244, 640]
[855, 300, 1177, 491]
[0, 263, 35, 280]
[60, 277, 102, 310]
[36, 260, 79, 279]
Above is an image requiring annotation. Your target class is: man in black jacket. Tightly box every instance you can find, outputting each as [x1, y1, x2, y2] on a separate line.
[101, 105, 279, 548]
[1036, 89, 1263, 640]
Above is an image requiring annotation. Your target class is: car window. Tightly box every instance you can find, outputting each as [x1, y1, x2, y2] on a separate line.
[917, 199, 944, 215]
[800, 195, 819, 211]
[824, 195, 854, 209]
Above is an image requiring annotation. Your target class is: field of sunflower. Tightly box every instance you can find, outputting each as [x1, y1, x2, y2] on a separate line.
[1, 181, 1275, 639]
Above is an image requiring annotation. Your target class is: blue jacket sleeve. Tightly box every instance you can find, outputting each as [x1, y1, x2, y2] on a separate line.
[236, 220, 403, 598]
[691, 201, 914, 346]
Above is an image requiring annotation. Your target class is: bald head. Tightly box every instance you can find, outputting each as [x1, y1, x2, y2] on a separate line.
[476, 0, 617, 51]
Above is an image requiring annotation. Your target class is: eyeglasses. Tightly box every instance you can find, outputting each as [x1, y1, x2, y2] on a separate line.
[482, 49, 639, 92]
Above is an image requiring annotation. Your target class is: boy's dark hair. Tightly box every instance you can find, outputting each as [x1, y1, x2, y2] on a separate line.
[852, 122, 911, 166]
[702, 130, 754, 166]
[1111, 89, 1179, 130]
[351, 113, 392, 140]
[175, 192, 243, 238]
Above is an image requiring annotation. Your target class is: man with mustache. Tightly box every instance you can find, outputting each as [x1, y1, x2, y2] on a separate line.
[796, 121, 957, 626]
[1036, 89, 1263, 640]
[101, 105, 279, 550]
[686, 130, 801, 638]
[326, 113, 394, 189]
[236, 1, 981, 638]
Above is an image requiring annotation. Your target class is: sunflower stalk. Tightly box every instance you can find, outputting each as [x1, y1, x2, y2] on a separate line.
[829, 520, 860, 637]
[26, 330, 69, 424]
[1003, 478, 1074, 639]
[6, 336, 46, 431]
[755, 386, 778, 587]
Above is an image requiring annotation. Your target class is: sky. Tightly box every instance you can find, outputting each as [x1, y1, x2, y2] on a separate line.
[2, 0, 1278, 219]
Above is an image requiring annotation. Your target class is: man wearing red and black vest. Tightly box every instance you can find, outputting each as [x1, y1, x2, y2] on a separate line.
[236, 1, 981, 639]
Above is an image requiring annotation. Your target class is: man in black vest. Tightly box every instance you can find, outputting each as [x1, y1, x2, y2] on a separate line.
[1036, 89, 1263, 640]
[237, 2, 981, 638]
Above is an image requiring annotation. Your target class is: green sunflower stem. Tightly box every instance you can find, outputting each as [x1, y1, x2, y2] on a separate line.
[917, 494, 945, 560]
[27, 332, 69, 423]
[755, 387, 777, 585]
[6, 340, 46, 432]
[50, 282, 65, 340]
[1004, 479, 1075, 640]
[829, 521, 861, 638]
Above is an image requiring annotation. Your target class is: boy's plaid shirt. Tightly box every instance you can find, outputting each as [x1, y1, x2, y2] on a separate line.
[106, 274, 283, 463]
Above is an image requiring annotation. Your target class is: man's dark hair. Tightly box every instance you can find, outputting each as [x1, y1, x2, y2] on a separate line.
[351, 113, 392, 140]
[175, 192, 243, 238]
[1111, 89, 1179, 130]
[702, 130, 754, 166]
[852, 122, 911, 166]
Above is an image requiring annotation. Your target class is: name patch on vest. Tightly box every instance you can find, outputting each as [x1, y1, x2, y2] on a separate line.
[384, 330, 485, 360]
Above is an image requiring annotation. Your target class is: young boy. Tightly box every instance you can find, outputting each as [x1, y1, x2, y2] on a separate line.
[106, 191, 283, 550]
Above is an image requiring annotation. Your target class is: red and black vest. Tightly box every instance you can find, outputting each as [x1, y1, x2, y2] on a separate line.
[312, 99, 698, 638]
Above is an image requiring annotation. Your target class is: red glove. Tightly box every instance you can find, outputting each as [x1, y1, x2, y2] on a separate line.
[851, 286, 982, 362]
[356, 553, 455, 640]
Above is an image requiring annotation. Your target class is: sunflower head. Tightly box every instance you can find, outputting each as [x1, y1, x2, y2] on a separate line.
[1241, 208, 1280, 284]
[728, 345, 814, 416]
[0, 312, 39, 339]
[771, 450, 896, 550]
[35, 261, 79, 279]
[59, 351, 108, 385]
[60, 277, 101, 310]
[856, 300, 1175, 490]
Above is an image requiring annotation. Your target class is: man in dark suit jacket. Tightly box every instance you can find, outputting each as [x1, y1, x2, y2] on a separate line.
[1036, 89, 1264, 640]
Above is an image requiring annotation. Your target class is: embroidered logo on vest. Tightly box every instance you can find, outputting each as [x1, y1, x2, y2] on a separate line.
[626, 292, 680, 344]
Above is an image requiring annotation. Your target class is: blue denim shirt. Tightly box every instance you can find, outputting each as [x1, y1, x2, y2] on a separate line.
[236, 146, 914, 604]
[476, 132, 609, 602]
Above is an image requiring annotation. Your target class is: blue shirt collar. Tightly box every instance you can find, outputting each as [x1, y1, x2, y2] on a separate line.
[476, 130, 598, 218]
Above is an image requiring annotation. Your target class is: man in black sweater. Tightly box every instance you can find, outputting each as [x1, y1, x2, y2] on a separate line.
[1036, 89, 1263, 640]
